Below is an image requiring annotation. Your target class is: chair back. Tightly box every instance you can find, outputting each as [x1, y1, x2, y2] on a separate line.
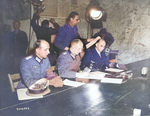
[8, 73, 20, 92]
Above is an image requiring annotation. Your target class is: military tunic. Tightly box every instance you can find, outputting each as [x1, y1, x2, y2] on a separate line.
[54, 24, 80, 51]
[57, 50, 81, 78]
[80, 48, 110, 71]
[17, 54, 51, 88]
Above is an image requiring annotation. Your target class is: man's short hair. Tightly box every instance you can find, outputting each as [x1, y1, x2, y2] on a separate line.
[70, 39, 82, 47]
[49, 18, 55, 24]
[33, 39, 42, 49]
[100, 28, 107, 34]
[66, 11, 79, 23]
[41, 20, 49, 27]
[31, 39, 42, 54]
[13, 20, 20, 25]
[96, 38, 105, 44]
[28, 39, 46, 55]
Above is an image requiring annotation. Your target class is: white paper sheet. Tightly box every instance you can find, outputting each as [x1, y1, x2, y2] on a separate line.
[133, 108, 141, 116]
[17, 88, 43, 100]
[63, 79, 85, 87]
[105, 68, 124, 73]
[76, 71, 110, 80]
[101, 78, 123, 84]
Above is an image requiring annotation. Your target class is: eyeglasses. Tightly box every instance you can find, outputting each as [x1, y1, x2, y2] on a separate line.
[75, 19, 80, 21]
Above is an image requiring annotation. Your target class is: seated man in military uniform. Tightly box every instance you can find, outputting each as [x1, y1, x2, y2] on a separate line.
[56, 39, 89, 83]
[17, 39, 63, 89]
[80, 39, 127, 71]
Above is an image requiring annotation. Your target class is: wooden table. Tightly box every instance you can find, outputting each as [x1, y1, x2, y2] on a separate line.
[1, 58, 150, 116]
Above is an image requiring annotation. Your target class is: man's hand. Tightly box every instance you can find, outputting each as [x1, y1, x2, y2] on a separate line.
[95, 36, 101, 41]
[53, 76, 64, 87]
[35, 78, 47, 84]
[33, 13, 40, 19]
[86, 36, 101, 49]
[64, 47, 69, 51]
[49, 76, 63, 87]
[47, 66, 55, 72]
[109, 63, 128, 70]
[116, 64, 128, 70]
[46, 66, 56, 75]
[76, 78, 89, 83]
[87, 38, 94, 42]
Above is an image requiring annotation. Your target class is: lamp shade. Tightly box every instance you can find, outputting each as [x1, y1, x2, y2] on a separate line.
[90, 10, 103, 20]
[85, 0, 107, 29]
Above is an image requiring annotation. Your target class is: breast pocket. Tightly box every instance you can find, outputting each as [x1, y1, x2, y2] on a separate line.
[31, 65, 40, 74]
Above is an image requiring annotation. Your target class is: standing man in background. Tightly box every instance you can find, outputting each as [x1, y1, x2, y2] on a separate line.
[49, 18, 60, 33]
[91, 28, 114, 48]
[54, 11, 80, 54]
[31, 13, 57, 54]
[49, 18, 60, 57]
[31, 13, 58, 65]
[10, 20, 28, 73]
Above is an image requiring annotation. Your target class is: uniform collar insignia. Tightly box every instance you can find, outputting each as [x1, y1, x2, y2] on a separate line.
[33, 54, 43, 64]
[69, 50, 77, 60]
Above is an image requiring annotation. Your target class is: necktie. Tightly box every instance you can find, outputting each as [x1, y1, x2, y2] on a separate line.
[99, 52, 101, 57]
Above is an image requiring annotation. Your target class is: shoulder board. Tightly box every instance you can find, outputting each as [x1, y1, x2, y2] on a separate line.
[25, 56, 32, 60]
[63, 52, 67, 55]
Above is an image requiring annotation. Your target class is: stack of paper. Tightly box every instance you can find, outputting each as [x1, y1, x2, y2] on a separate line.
[76, 71, 110, 80]
[101, 78, 123, 84]
[63, 79, 85, 87]
[74, 69, 127, 84]
[105, 68, 124, 73]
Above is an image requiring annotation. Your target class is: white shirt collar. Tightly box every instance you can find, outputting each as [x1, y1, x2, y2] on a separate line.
[95, 47, 101, 57]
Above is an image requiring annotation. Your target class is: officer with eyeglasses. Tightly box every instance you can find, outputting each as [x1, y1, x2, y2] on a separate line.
[54, 11, 81, 54]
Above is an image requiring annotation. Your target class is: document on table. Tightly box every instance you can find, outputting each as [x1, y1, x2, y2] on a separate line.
[105, 68, 124, 73]
[101, 78, 123, 84]
[63, 79, 85, 87]
[76, 71, 110, 80]
[17, 88, 43, 100]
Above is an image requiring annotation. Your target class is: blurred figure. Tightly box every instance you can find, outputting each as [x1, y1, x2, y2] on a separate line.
[0, 24, 12, 72]
[31, 13, 58, 65]
[31, 13, 57, 53]
[49, 18, 60, 57]
[49, 18, 60, 33]
[87, 28, 114, 49]
[10, 20, 28, 73]
[92, 28, 114, 48]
